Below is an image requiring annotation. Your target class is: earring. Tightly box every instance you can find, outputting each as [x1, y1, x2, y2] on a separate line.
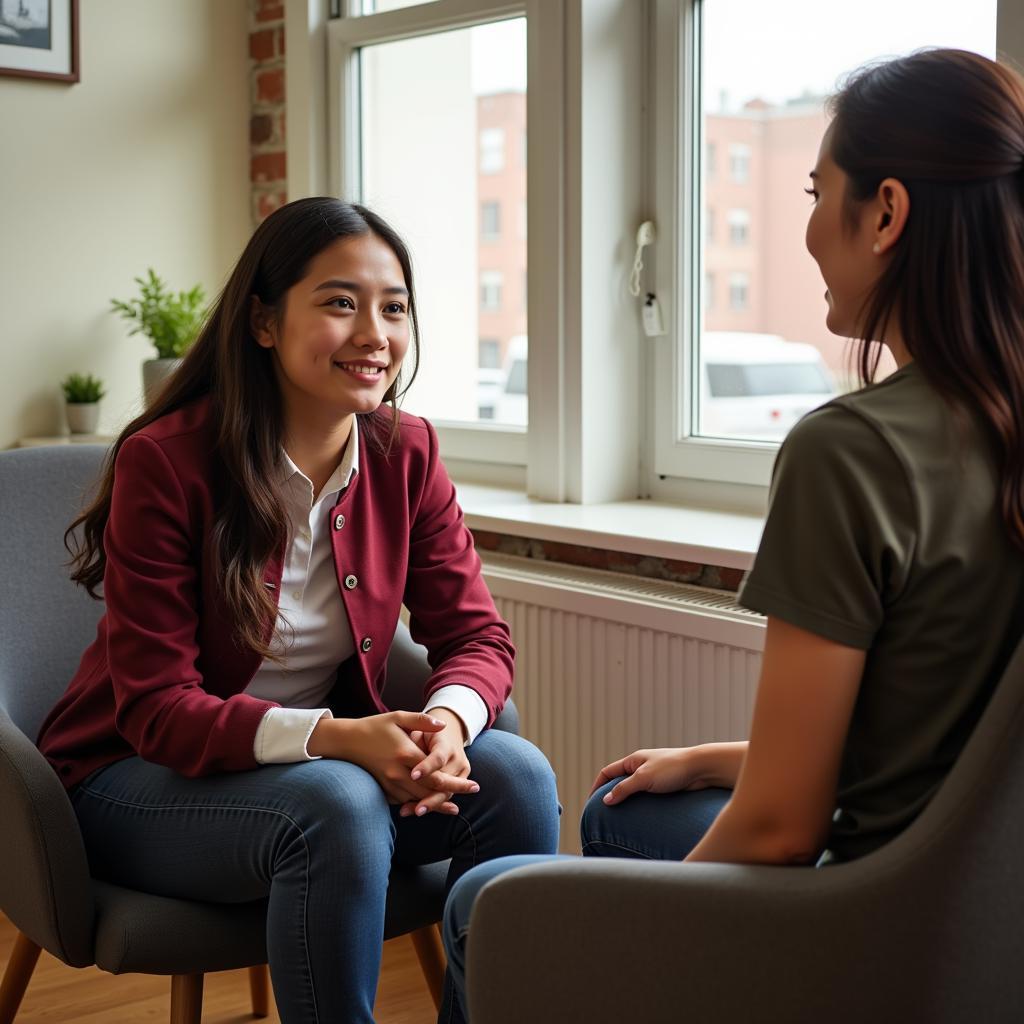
[872, 242, 881, 255]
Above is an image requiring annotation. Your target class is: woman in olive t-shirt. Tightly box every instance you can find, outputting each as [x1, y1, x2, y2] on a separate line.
[443, 47, 1024, 1011]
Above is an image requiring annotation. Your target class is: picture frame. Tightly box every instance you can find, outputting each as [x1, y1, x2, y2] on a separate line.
[0, 0, 79, 84]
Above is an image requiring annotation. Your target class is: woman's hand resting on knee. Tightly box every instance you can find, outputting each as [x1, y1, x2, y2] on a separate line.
[307, 711, 478, 814]
[590, 741, 747, 805]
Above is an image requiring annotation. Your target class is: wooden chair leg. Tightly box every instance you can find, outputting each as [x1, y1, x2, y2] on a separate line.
[248, 964, 270, 1018]
[409, 923, 446, 1012]
[0, 931, 41, 1024]
[169, 973, 204, 1024]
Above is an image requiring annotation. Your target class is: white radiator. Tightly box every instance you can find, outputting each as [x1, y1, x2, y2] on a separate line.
[481, 551, 766, 853]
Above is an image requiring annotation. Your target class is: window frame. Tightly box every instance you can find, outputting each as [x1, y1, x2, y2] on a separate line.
[648, 0, 1024, 493]
[327, 0, 554, 470]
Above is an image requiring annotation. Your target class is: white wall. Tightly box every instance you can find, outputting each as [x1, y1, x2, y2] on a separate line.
[0, 0, 251, 445]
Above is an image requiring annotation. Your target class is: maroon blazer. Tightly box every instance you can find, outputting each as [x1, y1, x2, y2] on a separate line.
[38, 398, 514, 790]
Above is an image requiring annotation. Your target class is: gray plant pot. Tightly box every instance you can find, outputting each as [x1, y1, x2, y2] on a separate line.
[66, 402, 101, 434]
[143, 358, 182, 409]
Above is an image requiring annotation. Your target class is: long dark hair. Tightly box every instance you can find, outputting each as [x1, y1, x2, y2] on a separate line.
[829, 49, 1024, 548]
[67, 197, 420, 657]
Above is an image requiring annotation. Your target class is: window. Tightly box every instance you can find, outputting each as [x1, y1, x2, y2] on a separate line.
[728, 143, 750, 184]
[727, 208, 749, 246]
[479, 338, 501, 368]
[651, 0, 1010, 493]
[333, 6, 529, 446]
[354, 1, 442, 12]
[480, 271, 503, 311]
[728, 272, 749, 311]
[330, 0, 1024, 498]
[481, 200, 501, 241]
[480, 128, 505, 173]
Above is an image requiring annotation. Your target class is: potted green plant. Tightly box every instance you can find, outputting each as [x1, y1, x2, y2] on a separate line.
[110, 268, 207, 408]
[61, 373, 106, 435]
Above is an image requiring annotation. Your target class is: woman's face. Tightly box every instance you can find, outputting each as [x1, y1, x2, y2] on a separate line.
[255, 232, 411, 418]
[804, 130, 882, 339]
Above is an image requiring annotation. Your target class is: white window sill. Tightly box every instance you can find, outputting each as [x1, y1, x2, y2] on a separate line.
[456, 484, 764, 571]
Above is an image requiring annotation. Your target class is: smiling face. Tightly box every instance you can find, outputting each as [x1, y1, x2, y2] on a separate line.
[253, 232, 412, 422]
[804, 133, 883, 339]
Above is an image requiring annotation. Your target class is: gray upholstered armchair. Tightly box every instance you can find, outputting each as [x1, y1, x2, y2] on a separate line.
[465, 634, 1024, 1023]
[0, 443, 516, 1023]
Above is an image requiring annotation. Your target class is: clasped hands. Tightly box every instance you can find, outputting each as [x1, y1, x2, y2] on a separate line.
[308, 708, 476, 818]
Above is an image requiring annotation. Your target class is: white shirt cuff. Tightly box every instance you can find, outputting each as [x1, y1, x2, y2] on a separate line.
[254, 707, 333, 764]
[423, 685, 489, 746]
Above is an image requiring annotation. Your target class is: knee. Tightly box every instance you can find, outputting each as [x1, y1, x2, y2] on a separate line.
[472, 731, 557, 805]
[287, 760, 390, 822]
[579, 778, 620, 851]
[269, 761, 393, 869]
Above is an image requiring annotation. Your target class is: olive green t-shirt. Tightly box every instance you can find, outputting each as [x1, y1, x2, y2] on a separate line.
[738, 361, 1024, 862]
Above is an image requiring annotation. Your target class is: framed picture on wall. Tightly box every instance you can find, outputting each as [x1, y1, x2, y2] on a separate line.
[0, 0, 79, 83]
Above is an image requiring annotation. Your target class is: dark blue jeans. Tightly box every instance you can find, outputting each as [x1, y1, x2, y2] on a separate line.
[442, 779, 731, 1019]
[72, 729, 560, 1024]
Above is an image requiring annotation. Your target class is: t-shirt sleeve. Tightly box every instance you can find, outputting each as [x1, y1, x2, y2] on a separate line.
[738, 404, 916, 649]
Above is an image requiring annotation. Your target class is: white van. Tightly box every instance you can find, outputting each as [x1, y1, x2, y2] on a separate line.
[700, 332, 836, 441]
[489, 335, 528, 426]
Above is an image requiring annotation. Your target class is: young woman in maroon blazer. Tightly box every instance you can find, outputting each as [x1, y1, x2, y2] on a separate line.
[37, 197, 559, 1024]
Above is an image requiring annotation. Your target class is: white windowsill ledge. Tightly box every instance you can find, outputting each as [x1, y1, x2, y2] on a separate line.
[456, 484, 764, 572]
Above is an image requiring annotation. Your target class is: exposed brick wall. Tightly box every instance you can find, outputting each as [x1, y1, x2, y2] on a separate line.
[249, 0, 288, 226]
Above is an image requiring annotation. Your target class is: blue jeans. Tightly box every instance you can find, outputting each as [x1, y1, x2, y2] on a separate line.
[442, 779, 731, 1019]
[72, 728, 559, 1024]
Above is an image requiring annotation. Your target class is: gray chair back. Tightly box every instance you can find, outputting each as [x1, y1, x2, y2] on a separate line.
[0, 444, 108, 966]
[0, 445, 108, 740]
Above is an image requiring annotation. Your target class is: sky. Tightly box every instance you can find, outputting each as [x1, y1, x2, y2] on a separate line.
[465, 0, 999, 105]
[703, 0, 998, 110]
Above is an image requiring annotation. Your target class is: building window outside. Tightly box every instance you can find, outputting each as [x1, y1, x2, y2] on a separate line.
[728, 271, 749, 311]
[480, 270, 503, 311]
[729, 143, 751, 184]
[706, 206, 715, 244]
[727, 208, 750, 245]
[481, 200, 501, 241]
[478, 338, 501, 369]
[705, 271, 715, 310]
[480, 127, 505, 174]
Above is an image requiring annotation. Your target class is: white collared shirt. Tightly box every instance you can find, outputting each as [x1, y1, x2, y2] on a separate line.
[247, 421, 487, 763]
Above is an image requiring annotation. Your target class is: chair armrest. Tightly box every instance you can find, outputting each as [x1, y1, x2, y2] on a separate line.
[465, 856, 933, 1024]
[0, 710, 94, 966]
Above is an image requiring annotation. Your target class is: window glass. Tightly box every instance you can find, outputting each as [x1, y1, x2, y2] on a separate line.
[359, 18, 527, 426]
[356, 1, 441, 14]
[696, 0, 998, 443]
[479, 338, 501, 368]
[481, 200, 501, 241]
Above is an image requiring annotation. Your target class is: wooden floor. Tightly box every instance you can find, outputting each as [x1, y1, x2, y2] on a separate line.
[0, 912, 439, 1023]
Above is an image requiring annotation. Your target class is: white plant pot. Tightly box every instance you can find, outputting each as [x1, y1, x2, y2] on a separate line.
[66, 402, 101, 435]
[143, 358, 182, 409]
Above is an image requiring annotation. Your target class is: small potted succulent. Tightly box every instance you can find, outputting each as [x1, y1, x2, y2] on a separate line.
[110, 268, 207, 408]
[61, 373, 106, 434]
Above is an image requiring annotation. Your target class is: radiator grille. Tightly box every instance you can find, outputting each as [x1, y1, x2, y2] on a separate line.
[482, 552, 765, 853]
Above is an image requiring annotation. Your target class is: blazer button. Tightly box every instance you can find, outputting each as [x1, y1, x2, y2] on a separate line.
[333, 513, 346, 531]
[344, 574, 358, 590]
[360, 636, 373, 653]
